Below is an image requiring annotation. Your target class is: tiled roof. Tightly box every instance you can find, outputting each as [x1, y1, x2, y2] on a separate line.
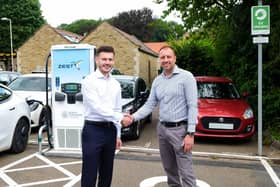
[113, 26, 158, 57]
[144, 42, 168, 54]
[54, 28, 83, 43]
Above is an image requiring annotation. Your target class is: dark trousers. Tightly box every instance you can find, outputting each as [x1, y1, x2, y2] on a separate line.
[81, 122, 117, 187]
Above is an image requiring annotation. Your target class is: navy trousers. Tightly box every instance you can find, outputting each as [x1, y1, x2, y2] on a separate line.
[81, 122, 117, 187]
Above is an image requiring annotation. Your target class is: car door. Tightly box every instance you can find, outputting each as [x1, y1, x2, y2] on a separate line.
[0, 86, 17, 150]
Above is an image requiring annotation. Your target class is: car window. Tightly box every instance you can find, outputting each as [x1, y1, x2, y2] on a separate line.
[0, 86, 12, 102]
[117, 79, 134, 99]
[8, 77, 52, 91]
[197, 82, 240, 99]
[0, 74, 9, 83]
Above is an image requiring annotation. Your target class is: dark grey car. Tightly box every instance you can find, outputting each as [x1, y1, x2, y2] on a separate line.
[113, 75, 152, 139]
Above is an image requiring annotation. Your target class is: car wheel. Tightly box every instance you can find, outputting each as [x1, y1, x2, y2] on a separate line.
[10, 118, 30, 153]
[131, 121, 141, 139]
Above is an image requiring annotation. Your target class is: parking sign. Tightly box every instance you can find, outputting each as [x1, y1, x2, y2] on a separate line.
[251, 5, 270, 35]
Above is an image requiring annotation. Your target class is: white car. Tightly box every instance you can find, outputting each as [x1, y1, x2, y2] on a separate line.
[8, 73, 52, 128]
[0, 84, 31, 153]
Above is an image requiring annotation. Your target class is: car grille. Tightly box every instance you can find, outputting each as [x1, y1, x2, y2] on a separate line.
[201, 117, 241, 130]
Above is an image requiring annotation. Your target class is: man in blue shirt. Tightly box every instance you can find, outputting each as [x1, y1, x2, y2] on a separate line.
[132, 45, 198, 187]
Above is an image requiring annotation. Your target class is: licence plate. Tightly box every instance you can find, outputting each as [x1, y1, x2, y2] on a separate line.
[209, 123, 234, 130]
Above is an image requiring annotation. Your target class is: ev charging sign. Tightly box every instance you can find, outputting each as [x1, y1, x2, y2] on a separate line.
[251, 5, 270, 35]
[51, 44, 95, 151]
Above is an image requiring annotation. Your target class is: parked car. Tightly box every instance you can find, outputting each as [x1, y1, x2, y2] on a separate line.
[8, 73, 52, 129]
[195, 76, 255, 140]
[113, 75, 151, 139]
[0, 84, 31, 153]
[0, 71, 21, 85]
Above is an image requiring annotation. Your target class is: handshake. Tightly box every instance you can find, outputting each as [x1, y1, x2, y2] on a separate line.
[121, 113, 134, 127]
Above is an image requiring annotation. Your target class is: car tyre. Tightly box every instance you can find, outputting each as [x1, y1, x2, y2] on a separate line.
[131, 121, 141, 140]
[10, 118, 30, 153]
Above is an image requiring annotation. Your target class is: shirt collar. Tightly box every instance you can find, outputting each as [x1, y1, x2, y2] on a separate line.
[161, 65, 180, 78]
[95, 69, 111, 80]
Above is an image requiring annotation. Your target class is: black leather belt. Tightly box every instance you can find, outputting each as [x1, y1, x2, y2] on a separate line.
[161, 120, 187, 128]
[85, 120, 114, 128]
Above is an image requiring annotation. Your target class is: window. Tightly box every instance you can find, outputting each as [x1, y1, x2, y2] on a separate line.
[0, 86, 12, 102]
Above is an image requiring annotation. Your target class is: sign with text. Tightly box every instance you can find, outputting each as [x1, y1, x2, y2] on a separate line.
[251, 5, 270, 35]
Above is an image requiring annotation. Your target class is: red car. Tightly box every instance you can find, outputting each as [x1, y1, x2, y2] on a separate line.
[195, 76, 255, 139]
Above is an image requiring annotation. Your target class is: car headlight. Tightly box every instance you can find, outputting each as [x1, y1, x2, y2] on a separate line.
[243, 107, 254, 119]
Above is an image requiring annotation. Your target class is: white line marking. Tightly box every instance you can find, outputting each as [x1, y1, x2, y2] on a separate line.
[139, 176, 210, 187]
[0, 153, 37, 170]
[35, 153, 76, 178]
[64, 173, 81, 187]
[260, 158, 280, 187]
[144, 142, 151, 148]
[20, 177, 71, 187]
[0, 170, 18, 186]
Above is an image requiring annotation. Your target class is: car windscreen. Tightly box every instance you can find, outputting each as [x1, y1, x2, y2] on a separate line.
[116, 79, 134, 99]
[197, 82, 240, 99]
[8, 77, 51, 91]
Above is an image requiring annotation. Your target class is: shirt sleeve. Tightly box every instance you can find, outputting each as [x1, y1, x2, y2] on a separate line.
[133, 81, 158, 121]
[184, 74, 198, 132]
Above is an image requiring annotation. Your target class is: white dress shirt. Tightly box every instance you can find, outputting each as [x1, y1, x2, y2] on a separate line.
[81, 69, 122, 137]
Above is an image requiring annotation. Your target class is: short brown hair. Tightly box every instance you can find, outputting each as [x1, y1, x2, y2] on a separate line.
[96, 46, 115, 56]
[159, 45, 175, 54]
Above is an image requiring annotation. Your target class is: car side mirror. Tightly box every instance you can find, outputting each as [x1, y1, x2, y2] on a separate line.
[242, 91, 249, 98]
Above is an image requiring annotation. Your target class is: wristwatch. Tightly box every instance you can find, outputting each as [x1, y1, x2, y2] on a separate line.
[185, 132, 195, 137]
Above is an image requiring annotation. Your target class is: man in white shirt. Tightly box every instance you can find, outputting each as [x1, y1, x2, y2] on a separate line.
[81, 46, 132, 187]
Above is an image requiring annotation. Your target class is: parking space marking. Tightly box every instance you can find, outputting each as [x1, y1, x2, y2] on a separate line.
[36, 153, 76, 178]
[1, 147, 280, 187]
[64, 173, 81, 187]
[0, 170, 18, 186]
[260, 158, 280, 186]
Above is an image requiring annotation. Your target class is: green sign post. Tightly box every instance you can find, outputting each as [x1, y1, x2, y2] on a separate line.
[251, 5, 270, 35]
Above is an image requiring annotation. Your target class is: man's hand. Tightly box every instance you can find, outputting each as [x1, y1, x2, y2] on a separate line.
[116, 138, 122, 150]
[182, 134, 194, 152]
[121, 113, 134, 127]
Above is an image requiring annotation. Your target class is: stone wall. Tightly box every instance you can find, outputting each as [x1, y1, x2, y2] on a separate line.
[17, 25, 70, 74]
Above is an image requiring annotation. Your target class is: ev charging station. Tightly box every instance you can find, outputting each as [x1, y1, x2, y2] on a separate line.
[50, 44, 95, 151]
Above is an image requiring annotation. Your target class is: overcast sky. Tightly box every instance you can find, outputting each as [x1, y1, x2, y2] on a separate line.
[39, 0, 181, 27]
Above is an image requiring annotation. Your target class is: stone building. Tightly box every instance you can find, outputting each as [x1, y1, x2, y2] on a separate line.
[17, 22, 159, 85]
[81, 22, 159, 85]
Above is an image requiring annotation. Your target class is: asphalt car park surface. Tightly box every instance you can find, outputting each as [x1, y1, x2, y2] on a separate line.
[1, 109, 280, 187]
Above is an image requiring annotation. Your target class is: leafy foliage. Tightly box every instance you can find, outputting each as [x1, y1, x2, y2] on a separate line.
[58, 19, 102, 36]
[162, 0, 280, 133]
[0, 0, 45, 52]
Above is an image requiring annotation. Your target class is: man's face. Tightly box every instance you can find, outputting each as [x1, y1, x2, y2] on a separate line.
[159, 47, 176, 72]
[96, 52, 115, 74]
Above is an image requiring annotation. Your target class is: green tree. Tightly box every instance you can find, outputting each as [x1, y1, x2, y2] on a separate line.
[58, 19, 102, 36]
[0, 0, 45, 52]
[150, 20, 185, 41]
[159, 0, 280, 135]
[110, 7, 154, 42]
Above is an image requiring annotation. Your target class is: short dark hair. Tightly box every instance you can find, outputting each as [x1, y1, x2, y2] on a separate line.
[96, 46, 115, 56]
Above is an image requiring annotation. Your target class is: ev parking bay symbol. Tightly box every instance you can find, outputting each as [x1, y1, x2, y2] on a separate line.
[140, 176, 210, 187]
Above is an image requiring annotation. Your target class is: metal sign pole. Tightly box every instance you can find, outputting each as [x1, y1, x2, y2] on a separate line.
[257, 0, 263, 156]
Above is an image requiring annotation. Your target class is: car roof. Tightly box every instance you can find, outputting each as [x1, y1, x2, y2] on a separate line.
[112, 75, 138, 81]
[19, 73, 51, 78]
[195, 76, 232, 83]
[0, 71, 21, 75]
